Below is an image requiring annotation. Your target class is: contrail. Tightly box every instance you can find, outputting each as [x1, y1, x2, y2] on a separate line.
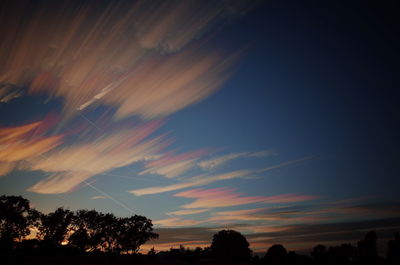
[78, 112, 102, 131]
[83, 180, 135, 214]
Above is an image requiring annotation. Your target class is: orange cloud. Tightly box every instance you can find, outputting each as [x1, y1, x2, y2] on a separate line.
[0, 1, 246, 120]
[28, 120, 168, 194]
[0, 120, 63, 176]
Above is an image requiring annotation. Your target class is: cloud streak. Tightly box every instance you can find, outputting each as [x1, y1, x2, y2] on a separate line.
[0, 120, 63, 176]
[130, 157, 311, 196]
[28, 120, 167, 194]
[130, 170, 252, 196]
[174, 188, 318, 209]
[198, 150, 273, 170]
[139, 149, 210, 178]
[0, 0, 249, 120]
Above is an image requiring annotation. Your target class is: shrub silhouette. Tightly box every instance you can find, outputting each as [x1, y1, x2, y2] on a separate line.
[211, 229, 251, 263]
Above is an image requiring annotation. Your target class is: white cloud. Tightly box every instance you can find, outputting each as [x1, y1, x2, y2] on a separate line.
[198, 150, 273, 170]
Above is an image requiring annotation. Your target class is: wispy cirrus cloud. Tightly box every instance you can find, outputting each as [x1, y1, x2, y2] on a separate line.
[28, 120, 168, 194]
[198, 150, 273, 170]
[139, 149, 210, 178]
[0, 0, 250, 120]
[91, 195, 107, 200]
[130, 157, 310, 196]
[0, 83, 24, 103]
[130, 170, 252, 196]
[0, 119, 63, 176]
[167, 209, 209, 216]
[207, 207, 326, 224]
[174, 188, 318, 209]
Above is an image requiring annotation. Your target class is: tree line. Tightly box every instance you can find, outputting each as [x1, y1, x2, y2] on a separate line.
[0, 195, 157, 254]
[1, 194, 400, 265]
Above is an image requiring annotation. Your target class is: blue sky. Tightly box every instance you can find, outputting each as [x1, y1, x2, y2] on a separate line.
[0, 0, 399, 252]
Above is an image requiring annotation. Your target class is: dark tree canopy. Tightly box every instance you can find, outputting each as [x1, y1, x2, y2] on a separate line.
[356, 230, 378, 264]
[264, 244, 288, 265]
[211, 229, 251, 263]
[68, 209, 157, 253]
[38, 207, 74, 245]
[0, 195, 37, 250]
[0, 195, 157, 254]
[117, 215, 158, 253]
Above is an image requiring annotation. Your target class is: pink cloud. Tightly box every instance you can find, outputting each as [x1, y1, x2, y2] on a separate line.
[174, 188, 318, 209]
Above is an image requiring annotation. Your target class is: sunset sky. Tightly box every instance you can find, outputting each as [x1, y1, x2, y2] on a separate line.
[0, 0, 399, 253]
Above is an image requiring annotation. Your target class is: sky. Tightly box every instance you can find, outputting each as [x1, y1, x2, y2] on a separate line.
[0, 0, 399, 254]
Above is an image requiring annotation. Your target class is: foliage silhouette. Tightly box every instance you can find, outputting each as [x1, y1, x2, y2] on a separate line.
[211, 229, 251, 263]
[0, 195, 38, 251]
[356, 230, 378, 265]
[264, 244, 288, 265]
[387, 232, 400, 265]
[38, 207, 74, 246]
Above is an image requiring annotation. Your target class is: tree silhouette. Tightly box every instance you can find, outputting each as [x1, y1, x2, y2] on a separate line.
[327, 244, 354, 264]
[69, 209, 103, 251]
[356, 231, 378, 265]
[117, 215, 158, 253]
[68, 209, 157, 253]
[387, 233, 400, 265]
[211, 229, 251, 263]
[311, 244, 327, 265]
[0, 195, 37, 251]
[37, 207, 74, 246]
[264, 244, 288, 265]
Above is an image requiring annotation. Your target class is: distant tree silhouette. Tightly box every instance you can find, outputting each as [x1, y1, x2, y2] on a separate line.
[37, 207, 74, 246]
[0, 195, 38, 251]
[311, 244, 328, 265]
[211, 229, 251, 263]
[387, 232, 400, 265]
[327, 244, 354, 265]
[287, 251, 312, 265]
[264, 244, 288, 265]
[117, 215, 158, 253]
[356, 231, 378, 265]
